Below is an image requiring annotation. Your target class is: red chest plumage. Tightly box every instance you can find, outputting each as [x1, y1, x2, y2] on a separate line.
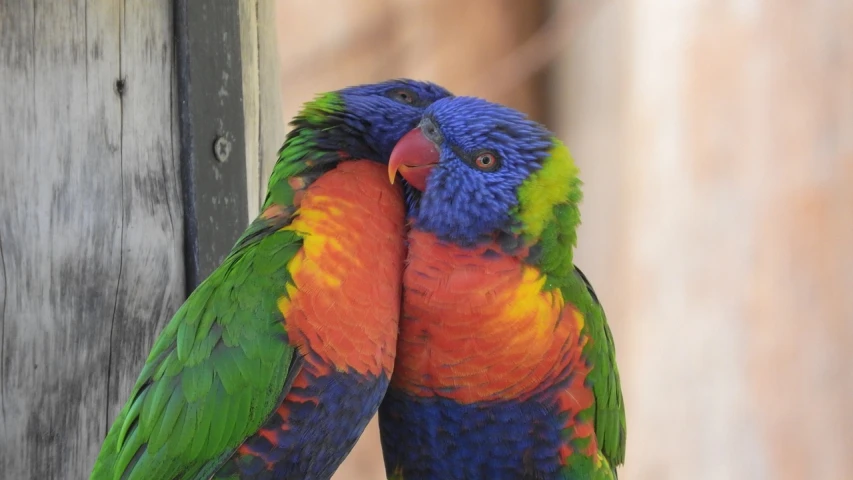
[278, 160, 406, 377]
[391, 229, 589, 404]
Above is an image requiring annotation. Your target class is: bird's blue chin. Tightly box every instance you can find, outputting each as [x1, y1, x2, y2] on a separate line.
[408, 190, 515, 248]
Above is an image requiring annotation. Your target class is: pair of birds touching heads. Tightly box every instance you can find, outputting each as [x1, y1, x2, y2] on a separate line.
[90, 79, 626, 480]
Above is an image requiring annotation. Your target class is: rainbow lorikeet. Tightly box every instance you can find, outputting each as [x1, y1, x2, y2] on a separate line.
[379, 96, 626, 479]
[90, 79, 452, 480]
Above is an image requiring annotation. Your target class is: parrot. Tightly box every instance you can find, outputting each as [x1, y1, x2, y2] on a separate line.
[90, 79, 452, 480]
[379, 96, 627, 479]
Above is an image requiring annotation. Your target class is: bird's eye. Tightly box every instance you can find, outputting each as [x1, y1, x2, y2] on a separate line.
[388, 88, 417, 105]
[474, 151, 499, 171]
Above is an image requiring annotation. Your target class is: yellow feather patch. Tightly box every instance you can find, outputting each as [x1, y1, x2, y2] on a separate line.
[502, 267, 564, 339]
[285, 283, 298, 302]
[277, 296, 291, 316]
[573, 308, 585, 331]
[283, 196, 365, 288]
[302, 195, 346, 217]
[515, 140, 579, 239]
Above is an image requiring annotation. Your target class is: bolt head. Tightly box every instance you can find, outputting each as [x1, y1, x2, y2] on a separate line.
[213, 136, 232, 162]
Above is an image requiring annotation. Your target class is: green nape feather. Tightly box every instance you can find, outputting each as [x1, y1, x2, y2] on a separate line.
[90, 217, 301, 480]
[515, 139, 627, 476]
[515, 140, 583, 284]
[262, 92, 345, 210]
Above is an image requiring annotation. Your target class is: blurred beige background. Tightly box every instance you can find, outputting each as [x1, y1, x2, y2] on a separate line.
[270, 1, 853, 479]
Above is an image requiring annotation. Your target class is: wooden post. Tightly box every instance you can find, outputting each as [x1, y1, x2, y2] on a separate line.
[240, 0, 285, 215]
[0, 2, 184, 477]
[175, 0, 249, 291]
[0, 1, 279, 478]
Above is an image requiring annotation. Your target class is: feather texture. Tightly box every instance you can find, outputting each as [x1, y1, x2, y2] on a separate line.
[92, 79, 451, 479]
[380, 96, 625, 479]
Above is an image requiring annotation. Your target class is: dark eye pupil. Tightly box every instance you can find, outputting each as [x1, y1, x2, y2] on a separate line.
[399, 92, 411, 102]
[480, 155, 491, 165]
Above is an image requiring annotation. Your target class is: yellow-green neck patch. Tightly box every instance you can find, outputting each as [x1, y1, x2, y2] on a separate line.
[514, 140, 582, 240]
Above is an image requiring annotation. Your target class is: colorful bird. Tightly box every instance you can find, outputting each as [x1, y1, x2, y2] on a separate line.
[380, 96, 626, 479]
[90, 79, 452, 480]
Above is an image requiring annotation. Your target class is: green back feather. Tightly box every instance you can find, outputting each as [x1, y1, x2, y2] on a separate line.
[91, 221, 300, 480]
[515, 140, 627, 476]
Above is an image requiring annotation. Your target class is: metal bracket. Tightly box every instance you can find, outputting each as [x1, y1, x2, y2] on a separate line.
[175, 0, 249, 292]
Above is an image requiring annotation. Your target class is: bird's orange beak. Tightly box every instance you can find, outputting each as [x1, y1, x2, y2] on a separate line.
[388, 127, 440, 192]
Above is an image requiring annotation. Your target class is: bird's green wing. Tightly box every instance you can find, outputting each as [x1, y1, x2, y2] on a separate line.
[91, 217, 302, 480]
[519, 140, 626, 473]
[570, 266, 626, 469]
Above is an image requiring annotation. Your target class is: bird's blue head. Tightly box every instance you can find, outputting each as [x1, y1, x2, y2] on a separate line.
[334, 79, 453, 162]
[264, 79, 452, 209]
[389, 96, 581, 247]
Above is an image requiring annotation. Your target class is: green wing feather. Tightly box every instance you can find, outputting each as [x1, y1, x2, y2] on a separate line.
[263, 91, 346, 211]
[535, 209, 627, 475]
[90, 219, 302, 480]
[517, 140, 626, 474]
[568, 266, 627, 469]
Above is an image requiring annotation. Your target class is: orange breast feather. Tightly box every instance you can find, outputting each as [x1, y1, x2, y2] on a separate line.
[277, 160, 406, 377]
[392, 229, 591, 405]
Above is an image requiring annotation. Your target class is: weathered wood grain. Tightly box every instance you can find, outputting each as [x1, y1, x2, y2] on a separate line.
[240, 0, 285, 217]
[0, 1, 121, 476]
[0, 1, 184, 478]
[240, 0, 262, 218]
[103, 0, 185, 451]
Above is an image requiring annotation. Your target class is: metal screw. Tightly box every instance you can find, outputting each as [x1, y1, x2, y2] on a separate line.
[213, 136, 231, 162]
